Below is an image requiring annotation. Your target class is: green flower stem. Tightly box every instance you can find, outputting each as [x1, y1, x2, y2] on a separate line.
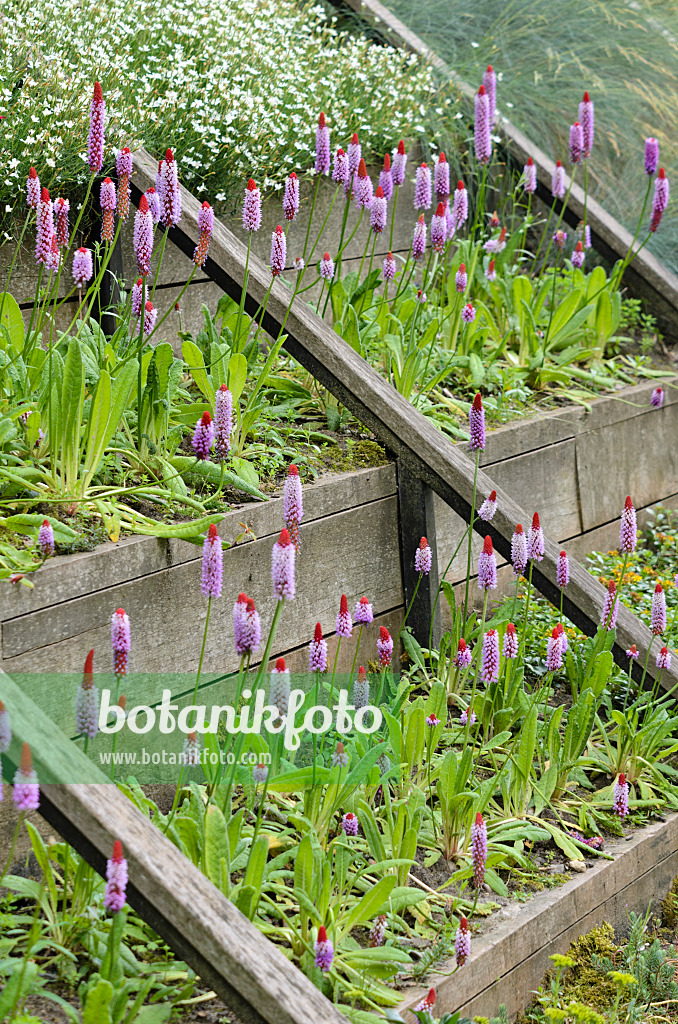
[462, 451, 481, 623]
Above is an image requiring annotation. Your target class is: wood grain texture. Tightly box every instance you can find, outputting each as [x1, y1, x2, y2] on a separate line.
[331, 0, 678, 327]
[129, 148, 677, 693]
[0, 672, 348, 1024]
[398, 813, 678, 1019]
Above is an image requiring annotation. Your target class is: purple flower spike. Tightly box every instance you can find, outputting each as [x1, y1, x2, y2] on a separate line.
[270, 225, 286, 277]
[314, 926, 334, 972]
[553, 229, 567, 251]
[116, 146, 133, 222]
[252, 762, 268, 784]
[234, 594, 261, 656]
[369, 915, 387, 948]
[503, 623, 518, 659]
[468, 393, 485, 451]
[104, 840, 128, 912]
[651, 583, 666, 635]
[444, 200, 455, 241]
[353, 666, 370, 709]
[546, 627, 564, 672]
[511, 524, 527, 577]
[455, 916, 471, 966]
[377, 627, 393, 668]
[26, 167, 40, 209]
[272, 528, 295, 601]
[336, 594, 353, 638]
[657, 646, 672, 671]
[35, 188, 54, 266]
[459, 709, 475, 726]
[569, 122, 583, 165]
[76, 650, 99, 739]
[645, 138, 659, 176]
[391, 140, 407, 187]
[579, 92, 594, 157]
[434, 151, 450, 202]
[431, 202, 447, 253]
[413, 990, 436, 1014]
[13, 743, 40, 812]
[485, 259, 497, 282]
[134, 195, 153, 277]
[354, 596, 373, 625]
[201, 524, 223, 599]
[557, 550, 570, 589]
[415, 537, 432, 576]
[145, 187, 161, 224]
[462, 302, 476, 324]
[524, 157, 537, 193]
[651, 386, 664, 408]
[111, 608, 130, 679]
[479, 490, 497, 521]
[456, 262, 468, 292]
[38, 519, 54, 557]
[309, 622, 328, 673]
[471, 812, 487, 888]
[354, 158, 373, 211]
[412, 215, 427, 260]
[483, 64, 497, 122]
[601, 581, 619, 630]
[481, 630, 500, 684]
[453, 180, 468, 228]
[383, 252, 396, 280]
[474, 85, 492, 165]
[315, 113, 330, 176]
[370, 185, 387, 233]
[320, 252, 335, 280]
[571, 241, 585, 268]
[626, 645, 639, 661]
[72, 247, 93, 289]
[159, 148, 181, 228]
[88, 82, 105, 174]
[528, 513, 545, 562]
[269, 658, 290, 716]
[585, 225, 592, 249]
[477, 535, 497, 591]
[214, 384, 232, 461]
[194, 201, 214, 268]
[100, 177, 116, 243]
[283, 172, 300, 221]
[650, 168, 669, 232]
[379, 153, 394, 201]
[613, 774, 629, 820]
[0, 699, 11, 754]
[192, 411, 214, 461]
[620, 496, 637, 553]
[243, 179, 262, 232]
[414, 162, 432, 210]
[454, 638, 473, 669]
[341, 811, 359, 836]
[54, 198, 70, 247]
[347, 133, 362, 176]
[552, 161, 566, 199]
[283, 464, 303, 553]
[333, 148, 349, 185]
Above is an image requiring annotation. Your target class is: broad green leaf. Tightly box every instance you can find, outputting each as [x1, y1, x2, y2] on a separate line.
[182, 339, 214, 404]
[0, 292, 24, 352]
[338, 875, 397, 938]
[228, 352, 248, 402]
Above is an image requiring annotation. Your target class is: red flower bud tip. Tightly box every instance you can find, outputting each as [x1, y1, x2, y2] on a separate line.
[358, 665, 366, 678]
[575, 240, 583, 252]
[656, 582, 664, 593]
[83, 648, 94, 688]
[397, 140, 405, 154]
[275, 224, 283, 234]
[476, 811, 484, 824]
[0, 699, 4, 712]
[278, 527, 291, 547]
[619, 772, 626, 785]
[478, 84, 486, 95]
[460, 262, 466, 273]
[93, 81, 103, 102]
[659, 167, 666, 178]
[200, 411, 212, 426]
[489, 490, 497, 500]
[420, 161, 428, 169]
[438, 151, 446, 163]
[314, 622, 323, 642]
[420, 536, 428, 547]
[20, 742, 33, 773]
[246, 178, 257, 191]
[112, 839, 124, 861]
[351, 132, 359, 144]
[515, 523, 523, 534]
[288, 464, 299, 475]
[375, 185, 384, 198]
[318, 925, 327, 942]
[336, 741, 345, 753]
[379, 626, 391, 641]
[531, 513, 540, 529]
[583, 90, 590, 102]
[237, 592, 248, 603]
[357, 158, 367, 177]
[246, 598, 255, 612]
[556, 159, 563, 168]
[625, 495, 633, 508]
[472, 392, 483, 411]
[275, 657, 286, 671]
[387, 251, 393, 259]
[116, 607, 126, 617]
[436, 201, 445, 215]
[527, 157, 534, 166]
[340, 594, 348, 613]
[383, 152, 391, 170]
[165, 148, 174, 162]
[208, 523, 219, 540]
[29, 166, 37, 179]
[457, 179, 464, 189]
[489, 259, 495, 273]
[138, 194, 149, 213]
[608, 580, 617, 593]
[427, 988, 437, 1005]
[103, 176, 112, 184]
[118, 695, 126, 710]
[417, 213, 425, 222]
[318, 112, 326, 128]
[498, 226, 507, 241]
[487, 64, 493, 72]
[41, 187, 50, 202]
[483, 535, 493, 554]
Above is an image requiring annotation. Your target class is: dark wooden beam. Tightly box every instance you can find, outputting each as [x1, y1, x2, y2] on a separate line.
[0, 672, 348, 1024]
[130, 148, 676, 693]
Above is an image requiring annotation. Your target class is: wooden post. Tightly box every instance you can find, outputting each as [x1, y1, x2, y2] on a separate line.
[397, 458, 441, 648]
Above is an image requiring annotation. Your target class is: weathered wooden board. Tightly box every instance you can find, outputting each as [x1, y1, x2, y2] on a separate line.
[331, 0, 678, 328]
[0, 672, 349, 1024]
[129, 146, 677, 692]
[398, 812, 678, 1020]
